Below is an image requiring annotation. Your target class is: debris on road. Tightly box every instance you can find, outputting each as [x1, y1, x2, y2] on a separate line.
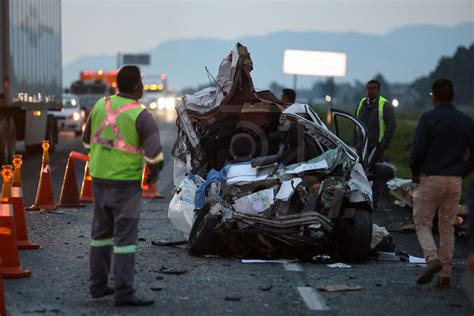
[327, 263, 352, 268]
[387, 179, 468, 230]
[241, 259, 297, 264]
[377, 252, 400, 262]
[155, 267, 188, 275]
[225, 296, 241, 302]
[371, 224, 390, 249]
[318, 284, 362, 292]
[151, 239, 187, 247]
[387, 222, 416, 234]
[150, 286, 164, 292]
[259, 285, 273, 291]
[387, 178, 417, 208]
[408, 256, 426, 264]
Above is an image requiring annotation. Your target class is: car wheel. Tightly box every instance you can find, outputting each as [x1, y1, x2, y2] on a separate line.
[339, 209, 372, 263]
[188, 206, 226, 255]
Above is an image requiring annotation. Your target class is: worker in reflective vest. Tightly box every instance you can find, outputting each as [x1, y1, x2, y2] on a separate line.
[355, 79, 396, 209]
[82, 65, 163, 307]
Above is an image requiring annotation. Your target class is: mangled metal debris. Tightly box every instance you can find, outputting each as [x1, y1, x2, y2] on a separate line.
[169, 43, 394, 262]
[387, 178, 468, 227]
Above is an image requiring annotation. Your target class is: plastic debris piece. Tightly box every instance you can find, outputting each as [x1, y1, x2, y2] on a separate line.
[327, 263, 351, 268]
[318, 284, 362, 292]
[408, 255, 426, 264]
[241, 259, 297, 264]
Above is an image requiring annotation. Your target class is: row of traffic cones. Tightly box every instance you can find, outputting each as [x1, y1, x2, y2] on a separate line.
[0, 161, 34, 316]
[26, 142, 93, 211]
[0, 140, 164, 314]
[28, 141, 163, 212]
[0, 164, 33, 279]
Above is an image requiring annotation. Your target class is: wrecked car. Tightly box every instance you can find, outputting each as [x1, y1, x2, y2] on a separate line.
[169, 43, 393, 262]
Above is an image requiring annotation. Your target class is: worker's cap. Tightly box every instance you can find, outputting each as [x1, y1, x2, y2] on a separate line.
[117, 65, 142, 93]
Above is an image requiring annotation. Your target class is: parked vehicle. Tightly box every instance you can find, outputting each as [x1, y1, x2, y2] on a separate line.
[49, 94, 85, 136]
[0, 0, 62, 163]
[169, 43, 394, 262]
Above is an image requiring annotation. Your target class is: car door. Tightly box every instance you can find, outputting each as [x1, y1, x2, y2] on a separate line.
[330, 108, 369, 168]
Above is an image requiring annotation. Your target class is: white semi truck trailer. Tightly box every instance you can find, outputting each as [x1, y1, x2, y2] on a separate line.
[0, 0, 62, 164]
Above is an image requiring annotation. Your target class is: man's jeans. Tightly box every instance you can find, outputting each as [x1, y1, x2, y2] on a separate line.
[413, 175, 462, 277]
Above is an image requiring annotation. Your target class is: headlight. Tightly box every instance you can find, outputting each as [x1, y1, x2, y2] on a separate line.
[157, 97, 166, 110]
[149, 102, 158, 110]
[70, 112, 81, 121]
[165, 97, 176, 109]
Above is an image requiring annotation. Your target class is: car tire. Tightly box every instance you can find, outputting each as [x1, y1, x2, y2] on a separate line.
[188, 206, 226, 255]
[339, 209, 372, 263]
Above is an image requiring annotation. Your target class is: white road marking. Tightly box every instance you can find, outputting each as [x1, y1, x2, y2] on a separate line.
[283, 263, 303, 272]
[297, 286, 330, 311]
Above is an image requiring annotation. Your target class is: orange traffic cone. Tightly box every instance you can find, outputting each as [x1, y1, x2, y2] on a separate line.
[58, 154, 84, 208]
[11, 155, 40, 250]
[0, 165, 31, 279]
[79, 161, 93, 203]
[27, 140, 56, 211]
[141, 165, 164, 199]
[0, 274, 6, 316]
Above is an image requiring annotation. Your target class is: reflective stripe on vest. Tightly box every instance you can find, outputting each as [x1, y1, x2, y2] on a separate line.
[356, 96, 388, 143]
[91, 96, 144, 155]
[0, 203, 13, 217]
[113, 245, 137, 254]
[91, 238, 113, 247]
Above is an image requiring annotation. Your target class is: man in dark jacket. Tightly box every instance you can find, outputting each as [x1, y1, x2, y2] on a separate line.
[410, 79, 474, 288]
[355, 80, 397, 209]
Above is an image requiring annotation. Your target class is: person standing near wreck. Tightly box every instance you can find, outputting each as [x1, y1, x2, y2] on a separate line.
[82, 65, 164, 306]
[281, 88, 296, 104]
[410, 79, 474, 288]
[355, 79, 396, 209]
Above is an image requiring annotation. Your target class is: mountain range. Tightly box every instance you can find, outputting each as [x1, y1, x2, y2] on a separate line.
[63, 22, 474, 90]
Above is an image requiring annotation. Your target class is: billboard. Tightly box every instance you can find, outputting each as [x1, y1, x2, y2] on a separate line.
[120, 54, 150, 65]
[283, 50, 347, 77]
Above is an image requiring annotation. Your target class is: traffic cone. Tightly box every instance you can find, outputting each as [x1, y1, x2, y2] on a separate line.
[0, 274, 6, 316]
[0, 165, 31, 279]
[11, 155, 40, 250]
[79, 161, 93, 203]
[58, 154, 84, 208]
[141, 165, 164, 199]
[27, 140, 56, 211]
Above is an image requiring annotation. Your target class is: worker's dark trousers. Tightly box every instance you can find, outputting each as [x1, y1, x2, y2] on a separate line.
[370, 147, 385, 210]
[89, 180, 141, 304]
